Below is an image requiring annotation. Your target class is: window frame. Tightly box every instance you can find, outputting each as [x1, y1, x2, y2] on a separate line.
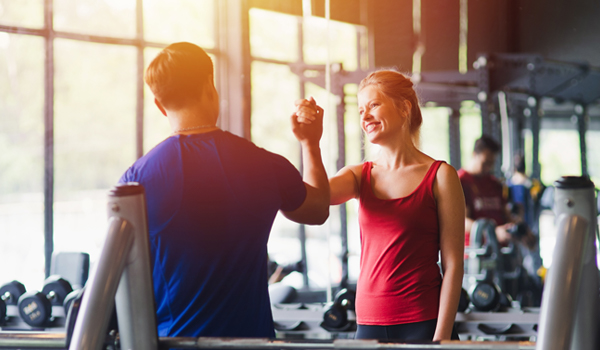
[0, 0, 220, 276]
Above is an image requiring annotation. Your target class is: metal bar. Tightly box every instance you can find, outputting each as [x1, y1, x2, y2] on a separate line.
[297, 16, 309, 289]
[43, 0, 55, 279]
[0, 333, 539, 350]
[576, 107, 588, 176]
[68, 217, 133, 349]
[549, 176, 599, 350]
[0, 332, 65, 348]
[498, 91, 511, 176]
[221, 0, 251, 139]
[336, 83, 349, 289]
[252, 56, 326, 72]
[159, 338, 536, 349]
[476, 55, 492, 137]
[0, 24, 46, 36]
[448, 108, 461, 169]
[0, 24, 176, 51]
[109, 185, 159, 350]
[535, 215, 588, 350]
[135, 0, 145, 159]
[528, 98, 541, 180]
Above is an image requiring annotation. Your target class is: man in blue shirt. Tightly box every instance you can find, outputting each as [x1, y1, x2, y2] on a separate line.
[119, 42, 329, 337]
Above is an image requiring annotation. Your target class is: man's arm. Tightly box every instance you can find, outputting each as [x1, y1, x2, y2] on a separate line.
[282, 98, 330, 225]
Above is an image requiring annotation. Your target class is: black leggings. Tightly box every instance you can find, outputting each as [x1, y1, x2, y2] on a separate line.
[355, 319, 459, 341]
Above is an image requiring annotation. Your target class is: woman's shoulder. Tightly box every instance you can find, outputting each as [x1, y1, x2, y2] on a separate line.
[433, 161, 463, 198]
[435, 161, 459, 181]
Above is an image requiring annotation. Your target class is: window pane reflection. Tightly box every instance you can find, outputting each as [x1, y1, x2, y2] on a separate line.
[460, 101, 482, 165]
[421, 107, 450, 162]
[303, 16, 358, 71]
[0, 33, 45, 289]
[0, 0, 44, 28]
[54, 0, 137, 38]
[251, 61, 299, 163]
[144, 0, 214, 48]
[54, 39, 136, 263]
[250, 61, 304, 286]
[539, 128, 581, 185]
[250, 8, 298, 62]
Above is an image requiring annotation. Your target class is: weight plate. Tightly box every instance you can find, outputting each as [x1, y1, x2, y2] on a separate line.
[0, 281, 26, 305]
[471, 281, 500, 311]
[18, 292, 52, 327]
[42, 276, 73, 306]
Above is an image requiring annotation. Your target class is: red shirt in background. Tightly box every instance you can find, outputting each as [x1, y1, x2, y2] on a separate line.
[457, 169, 507, 245]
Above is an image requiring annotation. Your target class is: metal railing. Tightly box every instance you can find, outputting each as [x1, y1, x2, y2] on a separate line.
[0, 333, 538, 349]
[68, 183, 158, 350]
[1, 178, 598, 349]
[535, 176, 599, 350]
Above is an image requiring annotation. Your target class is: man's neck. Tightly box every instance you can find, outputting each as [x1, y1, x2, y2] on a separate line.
[167, 101, 219, 134]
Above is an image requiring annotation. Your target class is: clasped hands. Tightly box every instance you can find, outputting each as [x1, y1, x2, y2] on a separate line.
[291, 97, 324, 144]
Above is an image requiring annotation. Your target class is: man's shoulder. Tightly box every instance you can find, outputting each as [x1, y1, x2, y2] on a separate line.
[222, 131, 295, 165]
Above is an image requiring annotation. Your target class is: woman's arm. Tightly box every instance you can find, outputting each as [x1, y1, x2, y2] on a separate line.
[283, 98, 330, 225]
[329, 165, 362, 205]
[433, 163, 466, 341]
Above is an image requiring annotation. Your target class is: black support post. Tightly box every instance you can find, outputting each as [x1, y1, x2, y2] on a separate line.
[335, 83, 349, 289]
[475, 55, 493, 136]
[449, 108, 461, 169]
[528, 97, 541, 181]
[576, 105, 588, 176]
[43, 0, 55, 278]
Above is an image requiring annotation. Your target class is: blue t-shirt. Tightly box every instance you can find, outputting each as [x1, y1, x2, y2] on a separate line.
[119, 130, 306, 338]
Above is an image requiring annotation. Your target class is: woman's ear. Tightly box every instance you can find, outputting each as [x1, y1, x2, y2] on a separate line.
[403, 99, 412, 115]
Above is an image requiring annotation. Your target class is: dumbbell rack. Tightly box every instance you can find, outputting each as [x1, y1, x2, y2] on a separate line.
[0, 179, 597, 349]
[0, 305, 66, 331]
[454, 307, 539, 341]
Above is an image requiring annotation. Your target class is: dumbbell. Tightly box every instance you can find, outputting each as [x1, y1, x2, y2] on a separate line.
[457, 287, 470, 312]
[0, 281, 27, 324]
[507, 222, 528, 238]
[470, 280, 512, 312]
[322, 288, 356, 330]
[18, 275, 73, 327]
[63, 289, 83, 317]
[64, 289, 85, 348]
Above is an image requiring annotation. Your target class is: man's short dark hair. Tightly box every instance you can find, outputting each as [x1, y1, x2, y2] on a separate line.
[473, 135, 501, 154]
[145, 42, 214, 110]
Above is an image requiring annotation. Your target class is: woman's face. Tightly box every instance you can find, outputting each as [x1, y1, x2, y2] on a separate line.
[357, 85, 405, 145]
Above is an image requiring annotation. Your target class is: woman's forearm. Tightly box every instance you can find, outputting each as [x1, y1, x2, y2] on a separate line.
[433, 266, 463, 341]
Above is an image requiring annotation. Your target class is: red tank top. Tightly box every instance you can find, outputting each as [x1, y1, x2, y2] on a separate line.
[356, 161, 443, 325]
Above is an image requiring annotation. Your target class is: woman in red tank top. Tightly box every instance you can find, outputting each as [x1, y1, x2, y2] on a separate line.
[297, 70, 465, 341]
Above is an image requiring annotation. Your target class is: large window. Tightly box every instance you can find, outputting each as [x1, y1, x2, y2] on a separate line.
[0, 32, 45, 289]
[459, 100, 482, 165]
[249, 8, 366, 289]
[0, 0, 216, 289]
